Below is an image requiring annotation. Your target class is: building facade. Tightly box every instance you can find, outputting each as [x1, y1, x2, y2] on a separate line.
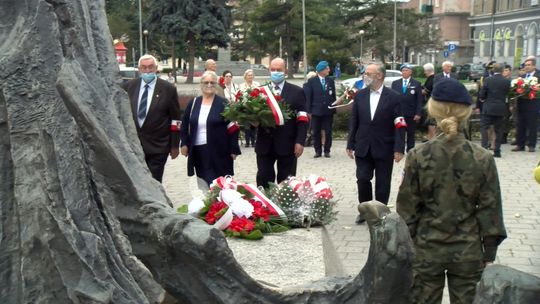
[469, 0, 540, 68]
[403, 0, 474, 65]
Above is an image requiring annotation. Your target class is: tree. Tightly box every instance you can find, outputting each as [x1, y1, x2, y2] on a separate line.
[147, 0, 232, 83]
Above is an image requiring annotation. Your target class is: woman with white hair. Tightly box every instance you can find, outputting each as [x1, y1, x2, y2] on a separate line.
[239, 69, 260, 147]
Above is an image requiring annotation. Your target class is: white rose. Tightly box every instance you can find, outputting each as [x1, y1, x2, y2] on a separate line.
[220, 189, 243, 204]
[187, 198, 205, 215]
[230, 199, 254, 218]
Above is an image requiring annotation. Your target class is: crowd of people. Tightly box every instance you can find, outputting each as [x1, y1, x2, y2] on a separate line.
[124, 54, 540, 304]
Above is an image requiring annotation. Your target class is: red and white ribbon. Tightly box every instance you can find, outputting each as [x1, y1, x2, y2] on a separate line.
[297, 111, 309, 123]
[241, 183, 288, 223]
[261, 85, 285, 126]
[227, 121, 240, 134]
[394, 116, 407, 129]
[213, 176, 238, 190]
[170, 120, 181, 132]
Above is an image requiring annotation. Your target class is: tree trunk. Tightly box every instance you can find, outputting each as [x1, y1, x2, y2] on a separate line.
[186, 33, 196, 84]
[171, 40, 176, 82]
[0, 1, 415, 303]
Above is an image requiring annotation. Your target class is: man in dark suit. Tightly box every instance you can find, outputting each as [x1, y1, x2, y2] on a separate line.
[255, 57, 309, 188]
[433, 61, 458, 84]
[347, 62, 406, 224]
[125, 55, 181, 182]
[512, 58, 540, 152]
[304, 61, 336, 158]
[478, 63, 510, 157]
[391, 63, 423, 152]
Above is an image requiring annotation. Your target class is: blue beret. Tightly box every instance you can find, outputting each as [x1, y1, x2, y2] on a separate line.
[400, 63, 413, 71]
[316, 61, 329, 72]
[431, 78, 471, 105]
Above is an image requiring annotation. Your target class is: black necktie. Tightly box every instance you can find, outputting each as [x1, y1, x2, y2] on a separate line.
[138, 84, 149, 121]
[274, 85, 281, 95]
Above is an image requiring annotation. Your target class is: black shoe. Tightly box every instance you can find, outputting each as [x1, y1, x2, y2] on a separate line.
[314, 154, 322, 158]
[324, 153, 331, 158]
[512, 146, 525, 152]
[355, 214, 366, 225]
[493, 152, 501, 158]
[245, 143, 250, 148]
[528, 147, 536, 152]
[510, 141, 517, 146]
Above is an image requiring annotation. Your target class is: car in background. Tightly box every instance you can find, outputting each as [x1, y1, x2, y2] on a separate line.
[340, 69, 402, 89]
[456, 63, 484, 81]
[119, 67, 139, 85]
[250, 64, 269, 76]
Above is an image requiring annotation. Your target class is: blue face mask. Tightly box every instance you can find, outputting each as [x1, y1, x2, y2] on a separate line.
[141, 73, 156, 83]
[270, 71, 285, 84]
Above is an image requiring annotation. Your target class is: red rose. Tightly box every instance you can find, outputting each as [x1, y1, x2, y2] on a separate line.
[250, 200, 271, 222]
[529, 92, 536, 100]
[235, 90, 243, 101]
[250, 88, 260, 97]
[219, 76, 225, 88]
[205, 201, 228, 224]
[516, 87, 524, 94]
[517, 78, 524, 86]
[275, 95, 282, 101]
[531, 85, 538, 92]
[228, 217, 255, 233]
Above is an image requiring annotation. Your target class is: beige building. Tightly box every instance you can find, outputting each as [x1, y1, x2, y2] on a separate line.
[402, 0, 474, 65]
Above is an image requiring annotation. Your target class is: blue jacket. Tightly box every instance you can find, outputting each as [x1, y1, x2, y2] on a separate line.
[304, 76, 336, 116]
[391, 78, 424, 117]
[180, 95, 241, 176]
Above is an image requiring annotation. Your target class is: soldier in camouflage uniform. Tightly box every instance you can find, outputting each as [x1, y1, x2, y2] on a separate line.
[397, 78, 507, 304]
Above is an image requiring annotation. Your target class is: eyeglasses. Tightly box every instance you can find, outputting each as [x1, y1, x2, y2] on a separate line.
[202, 81, 215, 85]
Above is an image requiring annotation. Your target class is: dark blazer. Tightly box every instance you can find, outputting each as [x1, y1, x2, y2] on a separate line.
[478, 74, 510, 116]
[433, 72, 458, 84]
[304, 76, 336, 116]
[125, 77, 181, 155]
[256, 82, 308, 156]
[347, 87, 405, 160]
[180, 95, 241, 176]
[391, 78, 424, 117]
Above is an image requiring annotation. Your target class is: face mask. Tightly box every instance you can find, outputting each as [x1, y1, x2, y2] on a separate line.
[270, 71, 285, 84]
[363, 75, 373, 87]
[141, 73, 156, 83]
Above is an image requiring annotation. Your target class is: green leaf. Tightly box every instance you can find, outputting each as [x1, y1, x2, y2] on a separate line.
[244, 229, 264, 240]
[177, 205, 189, 214]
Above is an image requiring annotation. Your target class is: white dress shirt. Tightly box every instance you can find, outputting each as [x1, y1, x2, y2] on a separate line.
[137, 78, 156, 127]
[370, 85, 384, 120]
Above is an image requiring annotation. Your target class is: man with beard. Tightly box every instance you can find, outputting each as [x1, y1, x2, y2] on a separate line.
[347, 62, 406, 224]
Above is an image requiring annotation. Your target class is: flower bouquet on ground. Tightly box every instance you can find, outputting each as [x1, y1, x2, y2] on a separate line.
[267, 175, 338, 228]
[221, 84, 296, 128]
[178, 176, 289, 240]
[508, 76, 538, 101]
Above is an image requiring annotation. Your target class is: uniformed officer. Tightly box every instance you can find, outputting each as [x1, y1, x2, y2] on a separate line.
[397, 78, 507, 304]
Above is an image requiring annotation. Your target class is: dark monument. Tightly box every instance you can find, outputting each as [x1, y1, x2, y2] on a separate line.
[1, 1, 415, 303]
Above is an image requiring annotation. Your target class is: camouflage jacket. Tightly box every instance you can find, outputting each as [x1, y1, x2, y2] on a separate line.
[397, 133, 507, 263]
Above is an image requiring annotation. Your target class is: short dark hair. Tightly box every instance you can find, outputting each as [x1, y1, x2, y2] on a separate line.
[222, 70, 232, 77]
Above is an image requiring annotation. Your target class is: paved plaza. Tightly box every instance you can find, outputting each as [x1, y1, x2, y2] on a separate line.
[162, 138, 540, 277]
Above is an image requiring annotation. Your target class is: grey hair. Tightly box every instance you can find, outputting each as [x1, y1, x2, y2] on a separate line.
[423, 63, 434, 72]
[138, 54, 158, 66]
[442, 61, 453, 67]
[367, 62, 386, 77]
[200, 71, 218, 83]
[243, 69, 254, 79]
[492, 63, 503, 73]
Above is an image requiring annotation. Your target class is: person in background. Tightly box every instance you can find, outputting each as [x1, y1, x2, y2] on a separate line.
[255, 57, 308, 189]
[433, 61, 458, 84]
[397, 78, 506, 304]
[478, 63, 511, 158]
[180, 71, 241, 186]
[475, 61, 496, 150]
[334, 62, 341, 80]
[347, 62, 406, 224]
[222, 70, 239, 103]
[501, 64, 513, 144]
[422, 63, 437, 140]
[512, 58, 540, 152]
[391, 63, 423, 152]
[124, 54, 181, 183]
[204, 59, 224, 97]
[239, 69, 260, 147]
[304, 61, 337, 158]
[167, 72, 175, 84]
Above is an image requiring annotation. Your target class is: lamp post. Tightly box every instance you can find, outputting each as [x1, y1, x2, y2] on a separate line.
[302, 0, 307, 81]
[392, 0, 397, 70]
[359, 30, 365, 62]
[138, 0, 143, 61]
[143, 30, 149, 54]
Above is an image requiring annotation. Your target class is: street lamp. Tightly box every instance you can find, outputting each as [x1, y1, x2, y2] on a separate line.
[359, 30, 365, 62]
[143, 30, 149, 54]
[302, 0, 307, 81]
[392, 0, 397, 70]
[138, 0, 143, 61]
